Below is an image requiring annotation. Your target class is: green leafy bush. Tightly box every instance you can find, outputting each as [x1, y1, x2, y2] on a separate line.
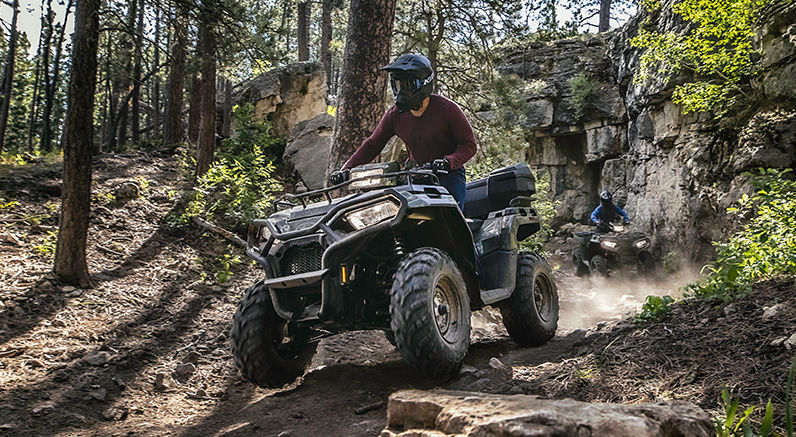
[631, 0, 768, 115]
[569, 73, 596, 120]
[687, 168, 796, 301]
[635, 294, 675, 324]
[186, 104, 283, 232]
[520, 170, 559, 252]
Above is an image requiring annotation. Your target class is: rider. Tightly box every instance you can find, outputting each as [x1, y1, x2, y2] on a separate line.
[328, 53, 477, 210]
[590, 190, 630, 232]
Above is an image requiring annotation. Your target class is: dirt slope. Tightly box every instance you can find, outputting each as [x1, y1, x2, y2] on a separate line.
[0, 152, 793, 436]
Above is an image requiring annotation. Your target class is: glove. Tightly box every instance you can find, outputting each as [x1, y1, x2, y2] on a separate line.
[328, 169, 350, 186]
[432, 158, 452, 172]
[624, 219, 631, 225]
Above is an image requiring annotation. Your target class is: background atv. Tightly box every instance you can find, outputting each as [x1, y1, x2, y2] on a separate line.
[231, 161, 559, 388]
[572, 222, 654, 277]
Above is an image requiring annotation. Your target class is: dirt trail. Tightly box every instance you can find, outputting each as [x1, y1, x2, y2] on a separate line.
[1, 153, 791, 437]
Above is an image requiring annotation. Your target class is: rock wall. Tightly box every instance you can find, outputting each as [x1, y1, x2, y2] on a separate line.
[496, 0, 795, 259]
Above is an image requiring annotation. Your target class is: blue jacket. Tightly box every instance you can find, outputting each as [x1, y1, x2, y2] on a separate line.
[590, 204, 630, 225]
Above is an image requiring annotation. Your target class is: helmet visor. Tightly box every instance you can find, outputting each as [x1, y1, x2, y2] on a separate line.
[390, 73, 433, 96]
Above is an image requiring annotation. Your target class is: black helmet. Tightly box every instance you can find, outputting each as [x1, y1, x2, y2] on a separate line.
[381, 53, 434, 113]
[599, 190, 613, 207]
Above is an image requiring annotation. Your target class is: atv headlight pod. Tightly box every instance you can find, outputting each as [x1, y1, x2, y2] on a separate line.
[612, 224, 625, 232]
[600, 240, 619, 250]
[345, 199, 400, 230]
[634, 238, 650, 249]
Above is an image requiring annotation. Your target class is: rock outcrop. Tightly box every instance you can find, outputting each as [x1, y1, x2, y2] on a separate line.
[381, 390, 713, 437]
[233, 62, 327, 138]
[284, 113, 335, 190]
[495, 0, 795, 259]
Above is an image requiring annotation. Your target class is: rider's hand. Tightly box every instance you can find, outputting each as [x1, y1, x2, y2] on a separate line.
[432, 158, 452, 172]
[328, 169, 350, 186]
[624, 219, 630, 225]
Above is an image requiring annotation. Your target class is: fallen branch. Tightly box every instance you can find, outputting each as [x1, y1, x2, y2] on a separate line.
[191, 216, 246, 247]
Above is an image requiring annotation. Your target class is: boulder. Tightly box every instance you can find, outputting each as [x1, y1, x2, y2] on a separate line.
[234, 62, 327, 138]
[284, 113, 335, 190]
[381, 390, 713, 437]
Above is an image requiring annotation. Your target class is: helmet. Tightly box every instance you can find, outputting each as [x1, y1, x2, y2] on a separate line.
[599, 190, 613, 207]
[381, 53, 434, 113]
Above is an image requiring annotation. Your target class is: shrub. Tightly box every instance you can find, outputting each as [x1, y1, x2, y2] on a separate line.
[687, 168, 796, 301]
[569, 73, 596, 120]
[635, 294, 674, 324]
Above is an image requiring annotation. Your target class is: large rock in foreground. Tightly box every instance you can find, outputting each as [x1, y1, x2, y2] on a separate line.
[381, 390, 712, 437]
[284, 113, 334, 190]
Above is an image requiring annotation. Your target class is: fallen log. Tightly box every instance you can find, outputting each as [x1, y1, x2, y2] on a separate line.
[191, 216, 246, 248]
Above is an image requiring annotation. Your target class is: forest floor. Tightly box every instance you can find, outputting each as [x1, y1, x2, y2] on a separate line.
[0, 150, 794, 436]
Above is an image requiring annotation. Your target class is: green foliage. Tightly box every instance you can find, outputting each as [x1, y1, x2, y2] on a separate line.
[631, 0, 768, 115]
[716, 388, 758, 437]
[635, 294, 674, 324]
[687, 168, 796, 302]
[521, 171, 560, 252]
[215, 251, 242, 284]
[34, 230, 58, 259]
[186, 104, 282, 232]
[569, 73, 596, 120]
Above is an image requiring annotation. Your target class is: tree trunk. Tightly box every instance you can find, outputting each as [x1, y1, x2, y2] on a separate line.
[195, 21, 216, 177]
[0, 0, 21, 154]
[41, 0, 73, 153]
[599, 0, 611, 32]
[321, 0, 332, 91]
[131, 0, 143, 144]
[297, 2, 310, 61]
[26, 7, 45, 153]
[116, 0, 137, 147]
[54, 0, 100, 288]
[152, 7, 161, 141]
[221, 78, 232, 138]
[329, 0, 396, 176]
[187, 73, 201, 143]
[163, 10, 186, 145]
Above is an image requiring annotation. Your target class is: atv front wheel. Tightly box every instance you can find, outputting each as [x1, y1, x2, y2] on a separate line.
[500, 252, 559, 346]
[572, 251, 589, 277]
[230, 281, 317, 388]
[589, 255, 608, 276]
[390, 248, 470, 376]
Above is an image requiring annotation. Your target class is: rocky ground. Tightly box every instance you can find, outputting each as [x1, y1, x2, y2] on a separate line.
[0, 151, 793, 436]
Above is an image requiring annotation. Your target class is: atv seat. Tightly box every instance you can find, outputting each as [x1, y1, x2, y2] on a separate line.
[466, 218, 483, 234]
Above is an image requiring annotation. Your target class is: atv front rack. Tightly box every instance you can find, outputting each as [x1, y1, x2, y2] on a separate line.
[279, 168, 444, 208]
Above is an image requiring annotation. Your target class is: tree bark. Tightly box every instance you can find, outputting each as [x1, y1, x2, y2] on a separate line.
[54, 0, 100, 288]
[116, 0, 137, 147]
[0, 0, 21, 154]
[187, 73, 201, 143]
[26, 3, 46, 153]
[152, 7, 161, 140]
[329, 0, 397, 177]
[41, 0, 73, 153]
[131, 0, 144, 144]
[195, 20, 216, 177]
[599, 0, 611, 32]
[163, 9, 187, 145]
[321, 0, 332, 91]
[297, 2, 310, 61]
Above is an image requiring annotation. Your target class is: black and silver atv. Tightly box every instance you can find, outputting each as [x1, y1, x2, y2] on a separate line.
[231, 161, 559, 388]
[572, 222, 654, 277]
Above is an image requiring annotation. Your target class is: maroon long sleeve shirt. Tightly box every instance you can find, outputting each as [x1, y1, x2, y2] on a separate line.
[342, 94, 478, 170]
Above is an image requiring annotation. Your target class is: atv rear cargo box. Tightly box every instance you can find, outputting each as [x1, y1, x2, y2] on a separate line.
[463, 163, 536, 219]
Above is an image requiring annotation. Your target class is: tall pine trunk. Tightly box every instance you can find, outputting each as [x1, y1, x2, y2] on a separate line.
[329, 0, 396, 176]
[54, 0, 100, 287]
[187, 73, 201, 143]
[321, 0, 332, 92]
[297, 2, 310, 61]
[163, 10, 186, 145]
[131, 0, 143, 143]
[152, 8, 161, 140]
[41, 0, 73, 153]
[26, 6, 45, 153]
[599, 0, 611, 32]
[0, 0, 21, 154]
[195, 20, 216, 177]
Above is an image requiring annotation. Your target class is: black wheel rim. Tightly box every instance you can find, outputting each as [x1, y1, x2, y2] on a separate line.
[533, 274, 554, 322]
[271, 320, 305, 360]
[433, 275, 464, 344]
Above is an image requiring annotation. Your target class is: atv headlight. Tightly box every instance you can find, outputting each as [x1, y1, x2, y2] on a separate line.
[612, 224, 625, 232]
[634, 238, 650, 249]
[345, 199, 400, 230]
[349, 162, 400, 189]
[600, 240, 618, 250]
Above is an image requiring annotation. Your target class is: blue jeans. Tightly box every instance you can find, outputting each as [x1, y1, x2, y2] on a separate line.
[438, 167, 466, 210]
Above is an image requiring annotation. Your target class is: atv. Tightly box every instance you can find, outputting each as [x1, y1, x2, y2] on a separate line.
[572, 222, 654, 277]
[231, 161, 559, 388]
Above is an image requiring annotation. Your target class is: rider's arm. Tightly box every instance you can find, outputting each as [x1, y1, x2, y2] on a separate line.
[442, 100, 477, 170]
[590, 206, 602, 224]
[616, 205, 630, 222]
[342, 109, 396, 170]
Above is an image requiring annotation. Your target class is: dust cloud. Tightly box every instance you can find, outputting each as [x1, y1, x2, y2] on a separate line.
[555, 267, 701, 332]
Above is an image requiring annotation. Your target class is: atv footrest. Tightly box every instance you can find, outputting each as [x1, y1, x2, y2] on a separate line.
[263, 269, 329, 289]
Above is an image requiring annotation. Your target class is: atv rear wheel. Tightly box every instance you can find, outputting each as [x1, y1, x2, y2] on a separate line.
[500, 252, 558, 346]
[589, 255, 608, 276]
[230, 281, 317, 388]
[390, 247, 470, 377]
